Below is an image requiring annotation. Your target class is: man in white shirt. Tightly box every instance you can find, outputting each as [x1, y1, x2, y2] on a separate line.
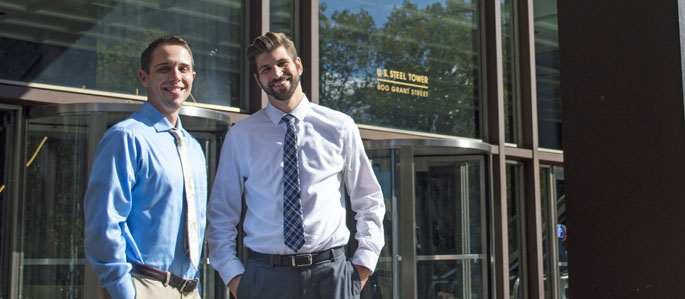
[207, 32, 385, 299]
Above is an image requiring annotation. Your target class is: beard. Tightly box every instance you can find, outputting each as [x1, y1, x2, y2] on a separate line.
[263, 73, 300, 101]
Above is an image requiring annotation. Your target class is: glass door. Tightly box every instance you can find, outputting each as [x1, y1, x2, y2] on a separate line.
[22, 109, 91, 299]
[552, 167, 567, 299]
[19, 103, 230, 299]
[362, 139, 491, 299]
[540, 165, 567, 299]
[415, 156, 486, 299]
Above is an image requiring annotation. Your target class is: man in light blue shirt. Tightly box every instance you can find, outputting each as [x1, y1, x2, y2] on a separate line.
[84, 35, 206, 299]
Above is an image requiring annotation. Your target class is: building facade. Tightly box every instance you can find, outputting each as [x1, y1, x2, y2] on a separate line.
[0, 0, 567, 298]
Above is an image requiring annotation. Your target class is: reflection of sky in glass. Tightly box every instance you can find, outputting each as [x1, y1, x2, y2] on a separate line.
[0, 0, 243, 107]
[322, 0, 472, 28]
[319, 0, 481, 138]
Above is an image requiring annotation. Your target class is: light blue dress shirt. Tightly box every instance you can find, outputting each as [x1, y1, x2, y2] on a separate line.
[207, 96, 385, 285]
[84, 102, 207, 299]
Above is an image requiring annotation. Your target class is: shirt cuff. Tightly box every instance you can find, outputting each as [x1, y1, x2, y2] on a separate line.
[105, 274, 136, 299]
[352, 247, 380, 273]
[219, 258, 246, 286]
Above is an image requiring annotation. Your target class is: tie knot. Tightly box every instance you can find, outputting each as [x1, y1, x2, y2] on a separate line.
[282, 114, 296, 125]
[169, 129, 183, 144]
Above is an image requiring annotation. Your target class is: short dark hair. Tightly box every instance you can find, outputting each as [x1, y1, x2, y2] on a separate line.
[246, 32, 297, 71]
[140, 35, 194, 73]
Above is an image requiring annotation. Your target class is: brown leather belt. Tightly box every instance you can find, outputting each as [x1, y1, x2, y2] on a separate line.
[132, 263, 198, 293]
[248, 246, 345, 267]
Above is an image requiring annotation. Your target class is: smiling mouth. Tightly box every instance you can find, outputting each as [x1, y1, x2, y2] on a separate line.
[164, 86, 185, 93]
[270, 76, 291, 88]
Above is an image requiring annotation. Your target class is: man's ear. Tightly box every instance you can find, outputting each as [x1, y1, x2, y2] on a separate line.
[295, 57, 303, 76]
[253, 73, 264, 90]
[138, 69, 148, 88]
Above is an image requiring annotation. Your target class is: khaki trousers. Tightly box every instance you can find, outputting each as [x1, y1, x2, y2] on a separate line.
[97, 274, 201, 299]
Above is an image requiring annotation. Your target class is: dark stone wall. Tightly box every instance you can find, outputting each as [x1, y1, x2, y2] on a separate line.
[558, 0, 685, 298]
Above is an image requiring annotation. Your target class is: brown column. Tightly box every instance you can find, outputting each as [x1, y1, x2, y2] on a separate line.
[517, 0, 544, 297]
[483, 0, 510, 298]
[558, 0, 685, 297]
[299, 0, 319, 104]
[247, 0, 270, 113]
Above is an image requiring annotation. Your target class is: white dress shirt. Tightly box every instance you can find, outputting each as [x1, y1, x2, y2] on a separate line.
[207, 96, 385, 285]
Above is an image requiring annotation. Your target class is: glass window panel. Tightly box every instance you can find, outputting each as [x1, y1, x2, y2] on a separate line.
[22, 264, 85, 298]
[468, 161, 482, 254]
[502, 0, 518, 144]
[418, 260, 465, 299]
[349, 148, 396, 298]
[417, 259, 485, 299]
[367, 148, 396, 298]
[470, 258, 486, 299]
[534, 0, 562, 149]
[271, 0, 295, 38]
[193, 134, 228, 299]
[0, 0, 244, 109]
[23, 114, 90, 298]
[506, 163, 523, 299]
[540, 167, 553, 298]
[319, 0, 482, 138]
[554, 166, 569, 299]
[415, 161, 464, 255]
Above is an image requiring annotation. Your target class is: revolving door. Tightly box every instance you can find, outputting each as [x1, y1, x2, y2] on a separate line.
[362, 139, 492, 299]
[15, 103, 230, 299]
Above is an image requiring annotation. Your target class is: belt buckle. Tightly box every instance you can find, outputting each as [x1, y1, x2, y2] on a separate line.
[179, 279, 188, 293]
[291, 254, 313, 267]
[180, 279, 188, 293]
[179, 278, 198, 293]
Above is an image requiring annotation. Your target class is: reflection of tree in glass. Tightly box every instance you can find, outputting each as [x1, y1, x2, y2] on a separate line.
[96, 29, 164, 95]
[319, 4, 378, 119]
[96, 29, 221, 105]
[320, 0, 480, 138]
[24, 127, 87, 293]
[502, 0, 517, 143]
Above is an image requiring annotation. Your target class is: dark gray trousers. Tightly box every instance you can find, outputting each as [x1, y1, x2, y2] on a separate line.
[236, 250, 361, 299]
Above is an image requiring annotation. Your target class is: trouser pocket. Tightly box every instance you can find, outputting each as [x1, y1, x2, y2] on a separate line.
[236, 260, 253, 299]
[347, 260, 362, 298]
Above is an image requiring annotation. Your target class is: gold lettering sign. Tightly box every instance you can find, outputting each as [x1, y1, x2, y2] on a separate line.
[375, 67, 429, 98]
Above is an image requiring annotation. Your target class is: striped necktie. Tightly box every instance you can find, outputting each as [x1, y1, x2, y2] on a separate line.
[170, 128, 200, 270]
[282, 114, 305, 252]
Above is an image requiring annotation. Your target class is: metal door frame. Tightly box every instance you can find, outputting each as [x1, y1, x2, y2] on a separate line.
[0, 104, 24, 299]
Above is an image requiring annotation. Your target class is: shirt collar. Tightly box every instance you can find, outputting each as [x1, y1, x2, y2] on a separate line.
[140, 102, 186, 135]
[265, 94, 310, 125]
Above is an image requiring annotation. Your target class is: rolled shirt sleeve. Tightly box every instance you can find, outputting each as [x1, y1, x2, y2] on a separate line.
[342, 117, 386, 273]
[83, 128, 137, 299]
[207, 130, 246, 285]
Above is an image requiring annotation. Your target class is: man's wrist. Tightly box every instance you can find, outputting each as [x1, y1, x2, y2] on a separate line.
[105, 274, 136, 299]
[228, 274, 242, 297]
[351, 249, 379, 274]
[354, 265, 371, 277]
